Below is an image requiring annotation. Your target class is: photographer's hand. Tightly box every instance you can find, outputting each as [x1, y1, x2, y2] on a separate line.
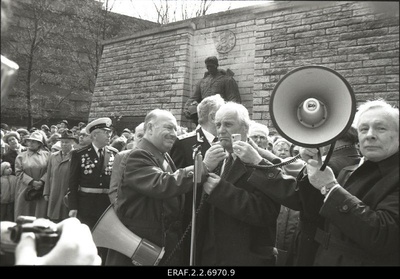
[15, 217, 101, 265]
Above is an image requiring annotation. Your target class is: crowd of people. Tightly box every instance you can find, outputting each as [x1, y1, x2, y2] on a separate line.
[1, 93, 398, 266]
[1, 0, 398, 267]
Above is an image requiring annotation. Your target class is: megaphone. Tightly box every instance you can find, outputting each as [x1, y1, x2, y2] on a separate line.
[269, 65, 356, 169]
[91, 204, 165, 266]
[270, 65, 356, 148]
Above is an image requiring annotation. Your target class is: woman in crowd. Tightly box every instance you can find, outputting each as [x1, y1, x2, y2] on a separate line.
[14, 131, 50, 220]
[2, 131, 27, 175]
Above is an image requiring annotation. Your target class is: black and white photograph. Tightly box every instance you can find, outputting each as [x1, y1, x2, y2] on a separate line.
[1, 0, 399, 271]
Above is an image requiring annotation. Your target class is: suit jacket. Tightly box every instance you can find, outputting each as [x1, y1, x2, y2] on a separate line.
[106, 138, 207, 266]
[68, 144, 117, 228]
[196, 156, 281, 266]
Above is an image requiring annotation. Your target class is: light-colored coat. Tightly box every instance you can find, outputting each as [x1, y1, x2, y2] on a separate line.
[44, 150, 72, 220]
[14, 149, 50, 220]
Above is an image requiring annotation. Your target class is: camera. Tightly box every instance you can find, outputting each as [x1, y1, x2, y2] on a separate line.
[231, 134, 241, 142]
[1, 216, 60, 257]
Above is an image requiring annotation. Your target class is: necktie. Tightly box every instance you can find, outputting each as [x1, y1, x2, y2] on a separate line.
[221, 154, 233, 179]
[98, 148, 104, 166]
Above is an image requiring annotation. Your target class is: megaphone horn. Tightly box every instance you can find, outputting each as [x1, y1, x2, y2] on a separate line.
[91, 204, 165, 266]
[270, 65, 356, 148]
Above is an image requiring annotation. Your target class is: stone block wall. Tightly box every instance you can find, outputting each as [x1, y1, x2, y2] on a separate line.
[253, 1, 399, 132]
[90, 1, 399, 134]
[92, 22, 195, 131]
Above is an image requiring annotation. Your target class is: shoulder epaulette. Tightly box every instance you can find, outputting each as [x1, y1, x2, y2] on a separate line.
[75, 145, 90, 153]
[177, 130, 196, 140]
[107, 146, 119, 153]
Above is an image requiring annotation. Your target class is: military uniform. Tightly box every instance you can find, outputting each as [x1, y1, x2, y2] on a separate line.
[68, 143, 117, 229]
[68, 117, 117, 230]
[170, 128, 212, 169]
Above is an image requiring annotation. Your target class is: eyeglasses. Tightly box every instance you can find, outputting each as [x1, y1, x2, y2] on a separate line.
[251, 135, 268, 141]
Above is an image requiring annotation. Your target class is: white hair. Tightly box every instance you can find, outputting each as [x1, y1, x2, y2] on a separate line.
[249, 121, 270, 137]
[354, 99, 399, 130]
[197, 94, 225, 125]
[215, 102, 251, 133]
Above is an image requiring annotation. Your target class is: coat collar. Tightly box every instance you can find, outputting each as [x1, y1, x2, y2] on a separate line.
[55, 150, 72, 163]
[138, 138, 167, 170]
[375, 151, 399, 177]
[224, 157, 248, 184]
[26, 148, 45, 156]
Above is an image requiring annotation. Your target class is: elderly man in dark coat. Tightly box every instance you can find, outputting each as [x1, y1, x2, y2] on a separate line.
[105, 109, 208, 266]
[196, 102, 280, 266]
[242, 99, 398, 266]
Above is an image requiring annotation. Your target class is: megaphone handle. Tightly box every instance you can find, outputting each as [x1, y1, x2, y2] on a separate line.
[320, 142, 335, 171]
[317, 148, 323, 167]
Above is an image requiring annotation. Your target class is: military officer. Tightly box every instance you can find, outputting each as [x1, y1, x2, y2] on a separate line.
[68, 117, 118, 229]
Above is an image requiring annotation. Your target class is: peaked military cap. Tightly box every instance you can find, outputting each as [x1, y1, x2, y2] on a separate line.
[86, 117, 112, 134]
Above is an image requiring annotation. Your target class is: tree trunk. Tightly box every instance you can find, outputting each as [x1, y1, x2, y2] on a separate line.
[26, 53, 34, 130]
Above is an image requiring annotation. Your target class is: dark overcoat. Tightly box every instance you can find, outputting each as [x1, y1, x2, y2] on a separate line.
[195, 157, 281, 266]
[106, 138, 206, 266]
[248, 152, 399, 266]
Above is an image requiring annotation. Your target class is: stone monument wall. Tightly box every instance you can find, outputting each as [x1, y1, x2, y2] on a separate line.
[90, 1, 399, 134]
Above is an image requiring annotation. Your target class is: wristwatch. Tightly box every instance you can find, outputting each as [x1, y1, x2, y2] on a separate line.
[320, 180, 338, 195]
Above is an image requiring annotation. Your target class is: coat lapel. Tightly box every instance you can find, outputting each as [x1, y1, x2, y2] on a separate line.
[138, 138, 171, 172]
[225, 158, 247, 184]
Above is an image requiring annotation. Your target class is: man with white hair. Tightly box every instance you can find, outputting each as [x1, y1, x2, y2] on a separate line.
[196, 101, 280, 266]
[242, 99, 399, 266]
[249, 121, 270, 150]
